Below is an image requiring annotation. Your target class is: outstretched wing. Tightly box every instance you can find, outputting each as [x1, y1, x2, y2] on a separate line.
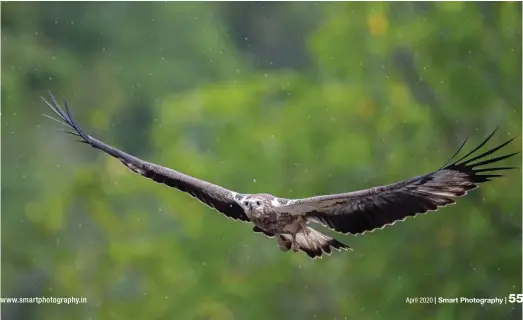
[41, 92, 249, 222]
[278, 129, 518, 235]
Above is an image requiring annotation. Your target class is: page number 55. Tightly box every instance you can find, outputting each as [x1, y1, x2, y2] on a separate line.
[508, 294, 523, 303]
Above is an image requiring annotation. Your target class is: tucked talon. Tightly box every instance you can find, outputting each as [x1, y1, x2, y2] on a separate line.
[277, 236, 291, 251]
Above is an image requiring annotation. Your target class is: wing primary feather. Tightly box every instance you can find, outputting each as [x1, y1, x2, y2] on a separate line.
[458, 138, 516, 166]
[54, 128, 81, 137]
[47, 91, 70, 121]
[452, 127, 499, 164]
[467, 152, 519, 168]
[42, 113, 70, 127]
[41, 97, 68, 124]
[63, 100, 90, 141]
[474, 166, 517, 173]
[438, 136, 468, 170]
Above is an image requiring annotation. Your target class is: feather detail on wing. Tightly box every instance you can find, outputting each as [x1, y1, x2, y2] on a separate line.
[41, 91, 249, 222]
[278, 129, 518, 235]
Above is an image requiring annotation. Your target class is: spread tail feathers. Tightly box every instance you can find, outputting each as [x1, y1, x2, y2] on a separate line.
[281, 227, 351, 259]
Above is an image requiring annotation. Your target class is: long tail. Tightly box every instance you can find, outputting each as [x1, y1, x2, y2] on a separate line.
[281, 227, 351, 259]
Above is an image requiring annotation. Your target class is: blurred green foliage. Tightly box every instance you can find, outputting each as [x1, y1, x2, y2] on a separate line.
[1, 2, 521, 320]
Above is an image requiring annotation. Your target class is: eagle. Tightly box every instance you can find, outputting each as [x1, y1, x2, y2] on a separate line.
[41, 92, 518, 259]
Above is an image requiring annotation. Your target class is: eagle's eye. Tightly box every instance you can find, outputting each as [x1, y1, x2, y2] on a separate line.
[256, 201, 261, 206]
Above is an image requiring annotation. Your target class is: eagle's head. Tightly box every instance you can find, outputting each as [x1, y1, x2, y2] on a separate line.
[240, 194, 274, 215]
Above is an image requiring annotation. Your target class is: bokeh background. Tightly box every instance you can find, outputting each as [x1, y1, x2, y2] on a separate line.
[2, 2, 522, 320]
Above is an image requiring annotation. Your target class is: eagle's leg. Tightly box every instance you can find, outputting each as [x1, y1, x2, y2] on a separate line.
[290, 233, 299, 252]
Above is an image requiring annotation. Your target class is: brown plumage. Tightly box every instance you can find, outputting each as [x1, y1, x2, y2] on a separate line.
[42, 91, 518, 259]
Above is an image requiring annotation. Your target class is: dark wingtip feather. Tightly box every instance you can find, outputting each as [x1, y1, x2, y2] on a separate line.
[474, 166, 518, 173]
[469, 152, 519, 169]
[53, 128, 80, 137]
[452, 128, 500, 165]
[439, 136, 468, 170]
[459, 137, 516, 167]
[42, 113, 69, 127]
[446, 133, 519, 185]
[42, 91, 91, 145]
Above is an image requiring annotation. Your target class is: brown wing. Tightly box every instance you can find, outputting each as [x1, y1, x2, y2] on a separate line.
[278, 129, 518, 235]
[42, 92, 249, 222]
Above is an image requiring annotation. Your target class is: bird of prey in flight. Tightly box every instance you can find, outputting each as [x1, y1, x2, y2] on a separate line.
[42, 92, 518, 259]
